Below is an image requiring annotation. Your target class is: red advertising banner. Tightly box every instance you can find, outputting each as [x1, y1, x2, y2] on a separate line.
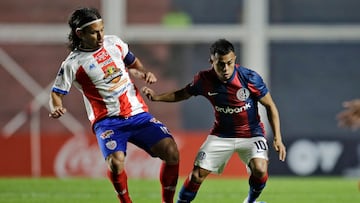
[0, 132, 248, 178]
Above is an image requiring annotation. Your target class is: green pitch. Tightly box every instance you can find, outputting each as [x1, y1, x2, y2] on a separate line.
[0, 176, 358, 203]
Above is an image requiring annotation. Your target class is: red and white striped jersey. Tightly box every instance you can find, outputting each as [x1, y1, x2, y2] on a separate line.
[52, 35, 148, 124]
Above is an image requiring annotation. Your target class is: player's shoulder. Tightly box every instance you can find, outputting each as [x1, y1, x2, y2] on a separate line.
[104, 35, 125, 44]
[62, 51, 80, 67]
[236, 65, 265, 86]
[198, 67, 214, 77]
[104, 35, 119, 41]
[236, 65, 260, 77]
[235, 64, 252, 73]
[103, 35, 129, 53]
[192, 68, 215, 83]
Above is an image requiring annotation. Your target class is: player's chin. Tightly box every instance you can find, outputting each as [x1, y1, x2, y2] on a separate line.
[97, 41, 103, 47]
[222, 75, 231, 81]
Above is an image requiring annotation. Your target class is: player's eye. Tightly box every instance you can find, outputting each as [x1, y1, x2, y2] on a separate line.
[218, 62, 225, 68]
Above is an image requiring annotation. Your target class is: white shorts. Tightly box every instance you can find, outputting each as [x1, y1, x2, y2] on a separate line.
[194, 135, 269, 174]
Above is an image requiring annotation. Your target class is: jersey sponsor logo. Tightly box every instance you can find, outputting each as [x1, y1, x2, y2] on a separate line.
[215, 103, 251, 114]
[108, 78, 128, 92]
[236, 88, 250, 101]
[93, 48, 123, 84]
[93, 48, 110, 63]
[207, 92, 218, 96]
[106, 82, 132, 98]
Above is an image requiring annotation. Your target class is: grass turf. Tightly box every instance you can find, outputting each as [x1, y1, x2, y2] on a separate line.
[0, 176, 358, 203]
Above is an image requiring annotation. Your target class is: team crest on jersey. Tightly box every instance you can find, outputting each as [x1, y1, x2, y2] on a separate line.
[106, 140, 117, 150]
[236, 88, 250, 101]
[102, 62, 123, 83]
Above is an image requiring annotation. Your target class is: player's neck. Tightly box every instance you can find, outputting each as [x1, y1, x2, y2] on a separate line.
[78, 45, 101, 52]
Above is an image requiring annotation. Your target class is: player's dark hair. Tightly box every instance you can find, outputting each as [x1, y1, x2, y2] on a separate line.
[67, 7, 102, 51]
[210, 39, 235, 56]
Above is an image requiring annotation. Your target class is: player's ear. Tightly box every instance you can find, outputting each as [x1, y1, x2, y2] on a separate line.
[75, 28, 82, 38]
[209, 56, 214, 64]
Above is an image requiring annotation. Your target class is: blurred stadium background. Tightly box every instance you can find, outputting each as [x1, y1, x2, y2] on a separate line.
[0, 0, 360, 179]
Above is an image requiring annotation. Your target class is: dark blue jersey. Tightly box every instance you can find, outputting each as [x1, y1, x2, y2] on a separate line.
[185, 64, 268, 138]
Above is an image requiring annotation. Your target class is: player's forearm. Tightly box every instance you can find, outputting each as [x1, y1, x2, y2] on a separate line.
[128, 58, 157, 84]
[152, 89, 190, 102]
[49, 91, 64, 111]
[152, 92, 180, 102]
[49, 92, 67, 118]
[128, 58, 146, 73]
[267, 106, 282, 141]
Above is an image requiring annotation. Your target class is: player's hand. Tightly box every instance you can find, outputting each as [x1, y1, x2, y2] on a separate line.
[337, 109, 360, 130]
[141, 86, 156, 101]
[337, 99, 360, 130]
[143, 72, 157, 84]
[273, 139, 286, 162]
[49, 106, 67, 119]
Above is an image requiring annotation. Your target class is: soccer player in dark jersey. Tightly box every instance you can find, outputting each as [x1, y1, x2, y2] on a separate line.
[142, 39, 286, 203]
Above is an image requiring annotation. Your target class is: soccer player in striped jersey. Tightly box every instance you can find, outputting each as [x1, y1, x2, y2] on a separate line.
[142, 39, 287, 203]
[49, 7, 179, 203]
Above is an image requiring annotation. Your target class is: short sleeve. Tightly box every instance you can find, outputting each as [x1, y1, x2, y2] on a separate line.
[247, 70, 268, 99]
[185, 73, 202, 96]
[108, 35, 129, 60]
[51, 61, 74, 95]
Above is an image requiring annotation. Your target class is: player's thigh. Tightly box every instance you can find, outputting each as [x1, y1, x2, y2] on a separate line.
[236, 137, 269, 165]
[151, 137, 179, 164]
[129, 114, 174, 157]
[194, 135, 235, 174]
[93, 117, 129, 159]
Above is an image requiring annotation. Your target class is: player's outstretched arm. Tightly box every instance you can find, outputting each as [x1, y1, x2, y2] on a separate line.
[142, 86, 192, 102]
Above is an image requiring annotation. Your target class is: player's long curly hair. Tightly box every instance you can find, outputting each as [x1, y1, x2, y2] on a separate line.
[67, 7, 102, 51]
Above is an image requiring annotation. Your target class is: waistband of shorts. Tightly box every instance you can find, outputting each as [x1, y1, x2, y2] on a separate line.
[95, 112, 149, 124]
